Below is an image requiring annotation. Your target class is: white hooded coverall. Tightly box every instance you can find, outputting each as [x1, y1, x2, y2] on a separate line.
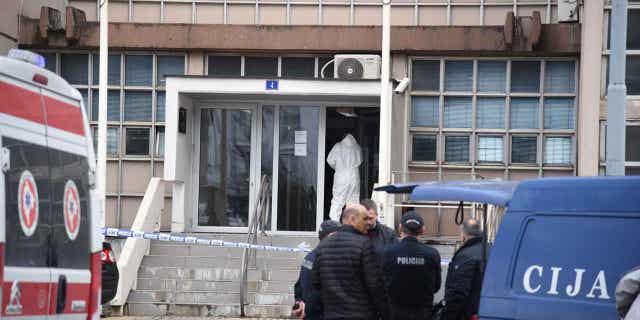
[327, 134, 362, 221]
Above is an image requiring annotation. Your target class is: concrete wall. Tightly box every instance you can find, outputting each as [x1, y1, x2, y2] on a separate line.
[0, 0, 66, 54]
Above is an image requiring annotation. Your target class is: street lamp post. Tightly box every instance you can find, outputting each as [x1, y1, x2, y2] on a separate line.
[97, 0, 109, 230]
[378, 0, 394, 227]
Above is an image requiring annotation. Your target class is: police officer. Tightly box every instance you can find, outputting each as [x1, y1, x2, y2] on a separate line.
[383, 211, 442, 320]
[293, 220, 340, 319]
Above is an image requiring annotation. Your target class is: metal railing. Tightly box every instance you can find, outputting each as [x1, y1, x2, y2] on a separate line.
[240, 175, 271, 316]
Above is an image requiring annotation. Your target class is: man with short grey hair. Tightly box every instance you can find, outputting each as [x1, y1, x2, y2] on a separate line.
[441, 218, 486, 320]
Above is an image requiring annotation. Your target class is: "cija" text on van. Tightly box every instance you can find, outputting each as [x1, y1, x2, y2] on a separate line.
[522, 265, 610, 300]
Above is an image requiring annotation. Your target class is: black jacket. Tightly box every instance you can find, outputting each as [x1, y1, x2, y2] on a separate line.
[383, 236, 441, 309]
[294, 249, 323, 320]
[368, 221, 399, 258]
[312, 225, 389, 320]
[443, 237, 487, 320]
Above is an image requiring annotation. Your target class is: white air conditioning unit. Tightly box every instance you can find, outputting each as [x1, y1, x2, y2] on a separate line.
[557, 0, 578, 23]
[334, 54, 381, 80]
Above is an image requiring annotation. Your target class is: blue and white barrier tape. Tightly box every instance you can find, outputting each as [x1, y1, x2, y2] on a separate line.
[101, 227, 312, 253]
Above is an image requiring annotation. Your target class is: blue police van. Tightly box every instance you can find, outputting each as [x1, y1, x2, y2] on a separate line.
[378, 176, 640, 320]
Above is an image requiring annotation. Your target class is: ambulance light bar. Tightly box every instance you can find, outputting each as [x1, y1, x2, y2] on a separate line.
[8, 49, 46, 68]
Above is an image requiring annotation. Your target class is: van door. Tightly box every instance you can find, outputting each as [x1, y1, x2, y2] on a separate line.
[0, 75, 54, 319]
[41, 89, 91, 320]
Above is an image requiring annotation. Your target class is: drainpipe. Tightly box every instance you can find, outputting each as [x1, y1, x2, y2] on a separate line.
[606, 0, 628, 176]
[97, 0, 109, 228]
[378, 0, 394, 228]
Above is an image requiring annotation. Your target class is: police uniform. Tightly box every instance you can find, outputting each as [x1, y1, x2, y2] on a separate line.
[383, 211, 442, 320]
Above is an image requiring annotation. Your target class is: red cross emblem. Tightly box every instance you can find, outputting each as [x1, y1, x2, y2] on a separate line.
[63, 180, 81, 240]
[18, 171, 38, 237]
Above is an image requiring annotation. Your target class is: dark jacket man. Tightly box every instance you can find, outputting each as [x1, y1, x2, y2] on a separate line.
[361, 199, 398, 257]
[293, 220, 340, 319]
[312, 204, 389, 320]
[383, 211, 441, 320]
[443, 219, 487, 320]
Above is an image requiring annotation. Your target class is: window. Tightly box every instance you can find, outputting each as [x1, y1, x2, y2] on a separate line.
[444, 97, 472, 128]
[512, 136, 537, 164]
[445, 136, 469, 162]
[412, 135, 437, 161]
[477, 98, 505, 129]
[61, 54, 88, 85]
[124, 91, 152, 122]
[478, 61, 506, 93]
[412, 60, 440, 91]
[412, 97, 439, 127]
[93, 127, 120, 156]
[478, 136, 503, 162]
[282, 57, 315, 77]
[156, 91, 165, 122]
[125, 127, 150, 156]
[157, 55, 184, 87]
[78, 89, 88, 113]
[544, 98, 574, 129]
[125, 55, 153, 86]
[445, 61, 473, 92]
[627, 167, 640, 176]
[510, 98, 539, 129]
[511, 61, 540, 93]
[91, 90, 120, 122]
[245, 57, 278, 77]
[626, 56, 640, 95]
[92, 54, 121, 85]
[41, 53, 56, 72]
[544, 137, 572, 164]
[155, 127, 165, 157]
[626, 126, 640, 162]
[544, 61, 575, 93]
[208, 56, 242, 76]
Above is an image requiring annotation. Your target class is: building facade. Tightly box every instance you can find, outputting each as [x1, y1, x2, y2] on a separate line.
[1, 0, 636, 237]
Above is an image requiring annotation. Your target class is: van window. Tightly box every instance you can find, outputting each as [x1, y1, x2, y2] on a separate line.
[49, 149, 91, 269]
[4, 137, 51, 267]
[512, 215, 640, 302]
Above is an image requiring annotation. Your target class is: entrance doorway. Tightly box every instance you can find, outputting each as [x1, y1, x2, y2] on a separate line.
[324, 107, 380, 220]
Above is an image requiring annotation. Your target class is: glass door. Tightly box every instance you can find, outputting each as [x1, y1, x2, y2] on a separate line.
[197, 107, 256, 229]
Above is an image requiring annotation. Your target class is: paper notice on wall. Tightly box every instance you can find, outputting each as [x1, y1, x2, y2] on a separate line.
[295, 131, 307, 144]
[294, 143, 307, 157]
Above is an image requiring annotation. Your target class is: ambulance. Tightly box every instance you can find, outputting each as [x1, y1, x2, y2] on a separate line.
[0, 50, 102, 320]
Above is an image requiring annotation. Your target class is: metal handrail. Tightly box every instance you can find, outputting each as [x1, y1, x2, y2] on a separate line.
[240, 175, 271, 317]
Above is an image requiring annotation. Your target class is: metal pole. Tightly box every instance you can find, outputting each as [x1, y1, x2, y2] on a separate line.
[606, 0, 628, 176]
[98, 0, 109, 228]
[378, 0, 394, 228]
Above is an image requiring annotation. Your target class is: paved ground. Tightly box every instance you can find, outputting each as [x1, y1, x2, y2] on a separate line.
[105, 317, 289, 320]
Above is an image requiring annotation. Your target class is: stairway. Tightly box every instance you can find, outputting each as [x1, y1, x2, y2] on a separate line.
[125, 233, 318, 318]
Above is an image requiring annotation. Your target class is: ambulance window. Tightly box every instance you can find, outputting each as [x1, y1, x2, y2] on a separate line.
[49, 150, 91, 268]
[3, 137, 51, 267]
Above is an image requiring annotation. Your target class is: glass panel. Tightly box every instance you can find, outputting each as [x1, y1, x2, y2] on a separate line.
[155, 127, 165, 157]
[208, 56, 242, 76]
[626, 167, 640, 175]
[544, 98, 574, 129]
[61, 54, 88, 85]
[510, 98, 539, 129]
[282, 57, 315, 78]
[411, 96, 439, 127]
[157, 55, 184, 87]
[476, 98, 505, 129]
[412, 135, 437, 161]
[41, 53, 56, 72]
[544, 61, 575, 93]
[445, 136, 469, 162]
[198, 109, 252, 227]
[478, 61, 506, 93]
[544, 137, 571, 164]
[78, 89, 88, 117]
[412, 60, 440, 91]
[261, 106, 275, 230]
[444, 97, 472, 128]
[278, 106, 319, 231]
[511, 136, 537, 164]
[157, 91, 165, 122]
[626, 126, 640, 161]
[125, 55, 153, 86]
[319, 57, 335, 79]
[626, 56, 640, 95]
[629, 10, 640, 50]
[511, 61, 540, 93]
[125, 127, 150, 156]
[92, 127, 119, 156]
[91, 90, 121, 122]
[92, 54, 121, 85]
[445, 61, 473, 92]
[124, 91, 153, 122]
[245, 57, 278, 77]
[478, 136, 503, 162]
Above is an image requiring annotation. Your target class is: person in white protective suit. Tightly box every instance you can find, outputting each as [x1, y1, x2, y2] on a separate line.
[327, 133, 363, 221]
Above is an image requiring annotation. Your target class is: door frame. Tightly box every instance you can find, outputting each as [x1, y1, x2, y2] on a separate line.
[191, 103, 259, 233]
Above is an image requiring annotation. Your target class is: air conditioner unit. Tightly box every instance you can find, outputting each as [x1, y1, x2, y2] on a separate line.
[557, 0, 578, 23]
[334, 54, 381, 80]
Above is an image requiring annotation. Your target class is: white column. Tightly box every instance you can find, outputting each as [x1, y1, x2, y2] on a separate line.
[378, 0, 394, 228]
[97, 0, 109, 229]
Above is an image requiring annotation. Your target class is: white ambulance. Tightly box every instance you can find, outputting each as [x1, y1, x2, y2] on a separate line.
[0, 50, 102, 320]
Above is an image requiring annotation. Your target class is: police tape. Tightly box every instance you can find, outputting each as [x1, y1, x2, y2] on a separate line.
[101, 227, 312, 253]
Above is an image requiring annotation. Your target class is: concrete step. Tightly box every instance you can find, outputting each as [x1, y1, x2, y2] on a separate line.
[126, 302, 293, 318]
[136, 278, 295, 295]
[128, 290, 294, 306]
[137, 266, 262, 282]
